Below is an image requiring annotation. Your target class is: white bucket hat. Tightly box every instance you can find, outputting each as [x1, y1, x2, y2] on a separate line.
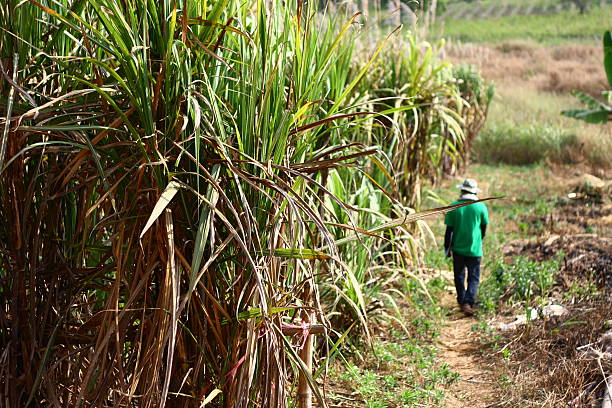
[456, 178, 481, 194]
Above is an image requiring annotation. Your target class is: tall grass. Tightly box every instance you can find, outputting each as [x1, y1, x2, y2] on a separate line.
[474, 122, 578, 165]
[472, 84, 612, 168]
[0, 1, 485, 406]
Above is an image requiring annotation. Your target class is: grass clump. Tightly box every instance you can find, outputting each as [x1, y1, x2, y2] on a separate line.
[474, 122, 579, 165]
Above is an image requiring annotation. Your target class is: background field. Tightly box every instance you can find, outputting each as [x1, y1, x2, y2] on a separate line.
[436, 0, 612, 173]
[439, 8, 612, 44]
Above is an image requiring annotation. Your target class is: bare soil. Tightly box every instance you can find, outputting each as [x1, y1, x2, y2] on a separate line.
[438, 293, 497, 408]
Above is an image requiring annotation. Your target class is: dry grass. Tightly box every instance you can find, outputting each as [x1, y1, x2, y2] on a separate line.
[445, 40, 612, 171]
[446, 40, 609, 97]
[489, 300, 611, 408]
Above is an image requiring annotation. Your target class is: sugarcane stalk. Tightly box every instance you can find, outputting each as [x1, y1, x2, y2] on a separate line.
[298, 281, 314, 408]
[0, 53, 17, 172]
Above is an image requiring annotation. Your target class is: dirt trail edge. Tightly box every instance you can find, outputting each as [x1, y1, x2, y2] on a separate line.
[439, 292, 497, 408]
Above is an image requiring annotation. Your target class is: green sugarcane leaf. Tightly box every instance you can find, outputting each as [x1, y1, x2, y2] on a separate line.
[260, 248, 331, 260]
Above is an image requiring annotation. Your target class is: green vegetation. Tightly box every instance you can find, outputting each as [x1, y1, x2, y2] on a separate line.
[332, 347, 458, 407]
[475, 123, 578, 165]
[474, 85, 611, 168]
[479, 257, 558, 313]
[439, 8, 612, 44]
[442, 0, 609, 19]
[328, 276, 459, 408]
[0, 0, 492, 406]
[426, 164, 559, 237]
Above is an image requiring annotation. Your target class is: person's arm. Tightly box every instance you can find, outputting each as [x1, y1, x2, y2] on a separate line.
[481, 204, 489, 241]
[444, 226, 453, 257]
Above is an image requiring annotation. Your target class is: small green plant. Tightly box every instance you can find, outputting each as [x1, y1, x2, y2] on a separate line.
[498, 375, 511, 388]
[511, 257, 557, 301]
[412, 316, 440, 339]
[562, 280, 601, 302]
[335, 335, 458, 407]
[478, 256, 558, 312]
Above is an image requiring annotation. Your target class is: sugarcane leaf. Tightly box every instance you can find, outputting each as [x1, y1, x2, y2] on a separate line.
[314, 322, 356, 378]
[140, 181, 181, 239]
[324, 197, 503, 248]
[1, 141, 88, 174]
[222, 307, 301, 324]
[200, 389, 222, 406]
[260, 248, 331, 260]
[274, 324, 329, 408]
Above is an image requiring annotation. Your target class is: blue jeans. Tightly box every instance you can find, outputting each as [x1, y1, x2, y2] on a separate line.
[452, 253, 481, 306]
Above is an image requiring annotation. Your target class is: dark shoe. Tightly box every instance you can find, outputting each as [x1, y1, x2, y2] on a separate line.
[461, 304, 474, 317]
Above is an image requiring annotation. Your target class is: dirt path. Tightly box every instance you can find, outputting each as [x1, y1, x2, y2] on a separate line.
[438, 292, 497, 408]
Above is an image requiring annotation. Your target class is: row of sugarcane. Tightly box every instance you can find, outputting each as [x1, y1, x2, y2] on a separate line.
[0, 0, 492, 407]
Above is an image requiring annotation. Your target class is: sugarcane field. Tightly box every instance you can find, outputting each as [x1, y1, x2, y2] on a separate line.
[1, 0, 611, 407]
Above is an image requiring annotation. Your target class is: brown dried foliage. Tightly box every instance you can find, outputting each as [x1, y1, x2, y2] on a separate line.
[493, 301, 611, 408]
[446, 41, 609, 97]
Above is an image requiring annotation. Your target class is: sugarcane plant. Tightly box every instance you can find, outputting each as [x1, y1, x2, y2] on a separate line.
[0, 1, 384, 407]
[0, 0, 491, 407]
[354, 33, 467, 207]
[445, 64, 495, 174]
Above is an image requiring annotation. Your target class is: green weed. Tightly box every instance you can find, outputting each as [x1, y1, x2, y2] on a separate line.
[562, 280, 601, 303]
[334, 332, 459, 407]
[478, 256, 558, 313]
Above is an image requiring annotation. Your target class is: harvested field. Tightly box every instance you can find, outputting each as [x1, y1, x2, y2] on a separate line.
[446, 41, 609, 97]
[506, 234, 612, 290]
[505, 173, 612, 289]
[489, 300, 612, 408]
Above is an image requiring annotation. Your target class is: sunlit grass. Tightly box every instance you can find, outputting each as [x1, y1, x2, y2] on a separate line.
[438, 8, 612, 45]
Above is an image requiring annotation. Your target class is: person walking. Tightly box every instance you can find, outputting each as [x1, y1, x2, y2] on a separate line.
[444, 179, 489, 317]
